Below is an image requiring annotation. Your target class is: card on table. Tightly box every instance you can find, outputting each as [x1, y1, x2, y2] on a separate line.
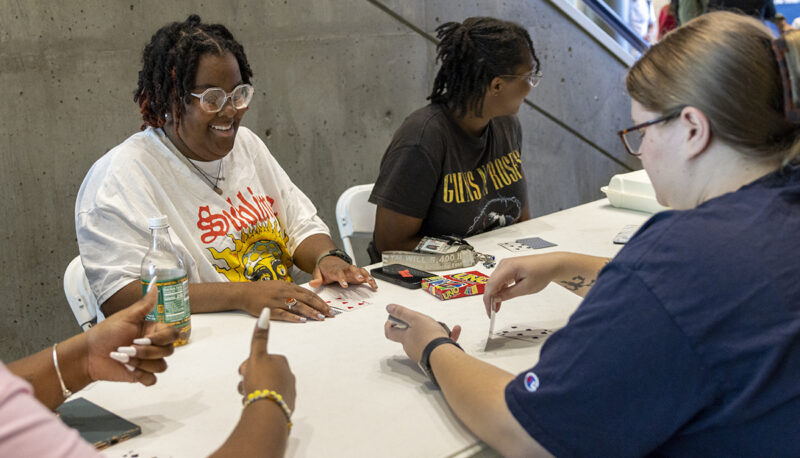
[307, 284, 375, 313]
[324, 296, 372, 312]
[498, 237, 557, 252]
[494, 325, 554, 343]
[516, 237, 557, 249]
[498, 242, 529, 252]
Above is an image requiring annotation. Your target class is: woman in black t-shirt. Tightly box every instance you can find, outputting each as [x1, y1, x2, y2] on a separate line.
[368, 17, 541, 262]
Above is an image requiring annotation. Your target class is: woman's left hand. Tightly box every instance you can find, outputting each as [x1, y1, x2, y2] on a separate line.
[383, 304, 461, 363]
[85, 286, 179, 386]
[309, 256, 378, 290]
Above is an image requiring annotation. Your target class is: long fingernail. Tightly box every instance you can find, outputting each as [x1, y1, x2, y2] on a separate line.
[110, 352, 130, 363]
[116, 346, 137, 357]
[299, 317, 307, 323]
[146, 275, 158, 294]
[124, 364, 135, 372]
[133, 337, 151, 346]
[257, 308, 271, 330]
[317, 313, 325, 320]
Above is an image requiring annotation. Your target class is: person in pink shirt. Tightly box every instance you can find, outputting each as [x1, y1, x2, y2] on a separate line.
[1, 287, 294, 457]
[0, 287, 177, 457]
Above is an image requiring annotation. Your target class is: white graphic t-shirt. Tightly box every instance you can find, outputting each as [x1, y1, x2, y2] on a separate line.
[76, 126, 329, 305]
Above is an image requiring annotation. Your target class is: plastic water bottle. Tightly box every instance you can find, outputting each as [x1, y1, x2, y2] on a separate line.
[140, 215, 191, 346]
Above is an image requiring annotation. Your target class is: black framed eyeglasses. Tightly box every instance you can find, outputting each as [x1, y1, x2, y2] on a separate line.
[189, 83, 254, 113]
[617, 108, 684, 156]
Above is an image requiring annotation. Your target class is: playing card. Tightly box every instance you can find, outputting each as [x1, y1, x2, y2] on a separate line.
[494, 325, 554, 343]
[484, 304, 498, 351]
[324, 296, 372, 312]
[498, 237, 557, 252]
[498, 241, 531, 252]
[515, 237, 557, 249]
[308, 285, 376, 313]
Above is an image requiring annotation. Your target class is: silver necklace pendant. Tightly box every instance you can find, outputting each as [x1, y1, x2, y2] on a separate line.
[186, 158, 224, 195]
[158, 129, 225, 196]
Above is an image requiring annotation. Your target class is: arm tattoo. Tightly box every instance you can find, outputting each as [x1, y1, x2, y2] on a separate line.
[559, 275, 596, 291]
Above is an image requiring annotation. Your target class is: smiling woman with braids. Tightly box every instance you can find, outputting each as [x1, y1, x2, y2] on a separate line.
[76, 15, 376, 323]
[368, 17, 541, 261]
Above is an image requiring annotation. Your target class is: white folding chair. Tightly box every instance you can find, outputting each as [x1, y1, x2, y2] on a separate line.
[335, 184, 377, 263]
[63, 256, 99, 331]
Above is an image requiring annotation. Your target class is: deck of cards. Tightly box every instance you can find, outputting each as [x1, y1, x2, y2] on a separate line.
[421, 271, 489, 301]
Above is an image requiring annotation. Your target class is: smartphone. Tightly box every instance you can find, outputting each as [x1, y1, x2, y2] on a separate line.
[56, 397, 141, 449]
[370, 264, 434, 289]
[613, 224, 640, 245]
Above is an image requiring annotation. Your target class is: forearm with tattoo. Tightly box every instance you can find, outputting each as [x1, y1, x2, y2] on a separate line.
[559, 276, 596, 292]
[554, 255, 610, 298]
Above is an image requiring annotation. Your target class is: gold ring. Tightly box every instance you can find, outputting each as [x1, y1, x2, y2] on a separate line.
[284, 297, 297, 311]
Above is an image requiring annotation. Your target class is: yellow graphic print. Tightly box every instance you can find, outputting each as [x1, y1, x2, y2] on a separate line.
[442, 150, 523, 204]
[209, 221, 294, 283]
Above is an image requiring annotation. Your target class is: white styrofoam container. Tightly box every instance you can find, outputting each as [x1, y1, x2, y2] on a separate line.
[601, 169, 669, 214]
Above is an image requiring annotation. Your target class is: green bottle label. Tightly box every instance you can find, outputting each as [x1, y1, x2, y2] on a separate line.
[141, 276, 190, 326]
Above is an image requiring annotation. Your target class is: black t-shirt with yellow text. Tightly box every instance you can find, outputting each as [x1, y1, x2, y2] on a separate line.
[370, 104, 528, 244]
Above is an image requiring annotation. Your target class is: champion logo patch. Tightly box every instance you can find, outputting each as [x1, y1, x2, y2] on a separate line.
[524, 372, 540, 392]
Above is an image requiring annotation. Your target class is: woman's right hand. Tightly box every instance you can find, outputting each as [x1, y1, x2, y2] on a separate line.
[482, 253, 563, 317]
[243, 280, 334, 322]
[238, 309, 296, 411]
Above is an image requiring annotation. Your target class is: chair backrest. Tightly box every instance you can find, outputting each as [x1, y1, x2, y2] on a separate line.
[335, 184, 377, 261]
[63, 256, 99, 332]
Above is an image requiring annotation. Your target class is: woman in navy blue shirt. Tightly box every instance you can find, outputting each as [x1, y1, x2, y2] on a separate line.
[384, 11, 800, 457]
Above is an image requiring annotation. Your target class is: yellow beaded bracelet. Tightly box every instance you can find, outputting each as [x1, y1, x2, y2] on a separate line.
[243, 389, 293, 433]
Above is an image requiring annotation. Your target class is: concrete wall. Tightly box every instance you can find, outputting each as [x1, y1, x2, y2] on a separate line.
[0, 0, 636, 361]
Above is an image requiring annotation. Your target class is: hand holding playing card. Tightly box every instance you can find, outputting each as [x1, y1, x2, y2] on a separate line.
[383, 304, 461, 363]
[483, 254, 564, 317]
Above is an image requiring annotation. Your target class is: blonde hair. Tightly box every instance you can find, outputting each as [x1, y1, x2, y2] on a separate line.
[626, 11, 800, 165]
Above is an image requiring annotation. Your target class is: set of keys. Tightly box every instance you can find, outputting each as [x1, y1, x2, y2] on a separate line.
[415, 235, 496, 269]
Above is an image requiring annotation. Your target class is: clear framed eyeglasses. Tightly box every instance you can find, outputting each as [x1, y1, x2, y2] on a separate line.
[498, 70, 543, 88]
[189, 83, 254, 113]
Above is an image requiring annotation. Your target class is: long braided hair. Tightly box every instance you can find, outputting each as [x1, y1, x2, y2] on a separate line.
[428, 17, 539, 118]
[134, 15, 253, 130]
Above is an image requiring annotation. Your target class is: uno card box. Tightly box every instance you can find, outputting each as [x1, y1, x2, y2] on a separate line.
[422, 271, 489, 300]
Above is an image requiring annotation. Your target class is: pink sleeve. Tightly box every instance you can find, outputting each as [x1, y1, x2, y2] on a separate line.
[0, 362, 100, 457]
